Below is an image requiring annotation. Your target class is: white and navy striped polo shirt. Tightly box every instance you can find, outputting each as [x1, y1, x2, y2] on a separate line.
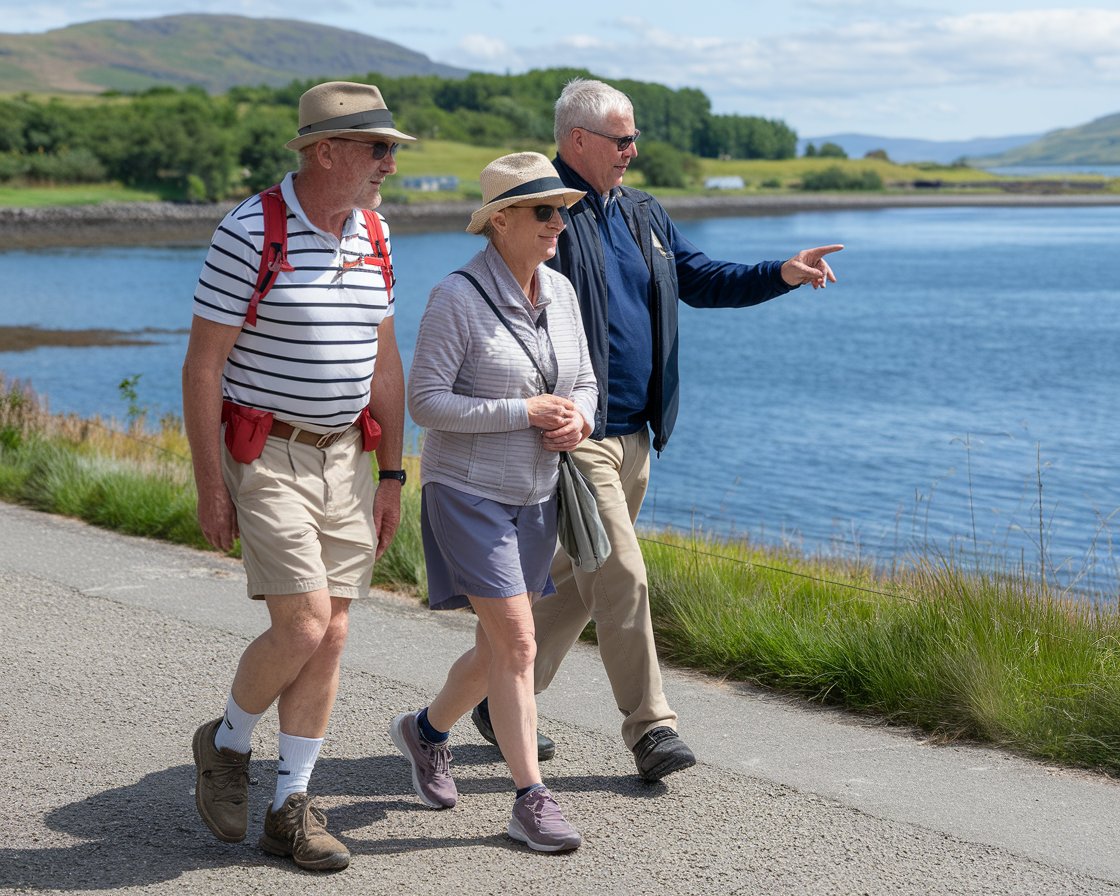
[192, 172, 394, 433]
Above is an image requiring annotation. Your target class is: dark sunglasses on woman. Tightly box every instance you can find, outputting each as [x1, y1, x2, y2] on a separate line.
[516, 204, 563, 222]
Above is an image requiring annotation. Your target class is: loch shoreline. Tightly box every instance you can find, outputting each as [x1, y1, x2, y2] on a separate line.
[4, 190, 1120, 248]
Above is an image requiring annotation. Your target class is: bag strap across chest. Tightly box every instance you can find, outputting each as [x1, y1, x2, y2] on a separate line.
[454, 269, 555, 392]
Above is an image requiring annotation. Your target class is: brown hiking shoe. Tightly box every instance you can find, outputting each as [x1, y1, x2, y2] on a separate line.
[259, 793, 350, 872]
[192, 717, 251, 843]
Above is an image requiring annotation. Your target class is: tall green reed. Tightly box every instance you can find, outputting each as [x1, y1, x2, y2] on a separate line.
[643, 531, 1120, 772]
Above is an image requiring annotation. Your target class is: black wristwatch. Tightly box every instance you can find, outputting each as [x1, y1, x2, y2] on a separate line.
[378, 469, 407, 485]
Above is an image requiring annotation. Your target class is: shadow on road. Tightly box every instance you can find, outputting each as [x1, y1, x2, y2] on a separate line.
[2, 751, 657, 889]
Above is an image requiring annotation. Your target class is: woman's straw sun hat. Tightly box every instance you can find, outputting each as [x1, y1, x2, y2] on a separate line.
[467, 152, 585, 234]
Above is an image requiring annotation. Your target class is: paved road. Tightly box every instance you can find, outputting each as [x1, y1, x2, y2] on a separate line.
[1, 501, 1117, 895]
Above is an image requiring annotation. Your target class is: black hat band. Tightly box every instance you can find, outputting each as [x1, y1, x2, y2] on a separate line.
[299, 108, 396, 136]
[489, 177, 567, 203]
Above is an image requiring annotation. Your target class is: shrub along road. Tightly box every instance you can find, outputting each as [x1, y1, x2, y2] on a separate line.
[2, 500, 1118, 895]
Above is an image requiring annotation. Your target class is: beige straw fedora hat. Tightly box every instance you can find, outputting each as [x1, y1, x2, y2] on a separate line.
[466, 152, 586, 234]
[286, 81, 417, 152]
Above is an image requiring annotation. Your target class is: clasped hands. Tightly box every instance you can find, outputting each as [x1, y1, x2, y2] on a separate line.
[527, 394, 587, 452]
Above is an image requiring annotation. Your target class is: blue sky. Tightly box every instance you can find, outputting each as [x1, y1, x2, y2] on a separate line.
[4, 1, 1119, 142]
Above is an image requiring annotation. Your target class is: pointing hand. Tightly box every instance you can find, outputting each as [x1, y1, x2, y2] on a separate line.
[781, 244, 844, 289]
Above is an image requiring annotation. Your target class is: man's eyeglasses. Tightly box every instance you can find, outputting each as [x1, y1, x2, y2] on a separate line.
[515, 204, 563, 222]
[334, 138, 400, 160]
[578, 126, 641, 152]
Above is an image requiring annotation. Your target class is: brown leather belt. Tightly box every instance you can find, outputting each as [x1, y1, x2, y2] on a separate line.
[270, 419, 354, 449]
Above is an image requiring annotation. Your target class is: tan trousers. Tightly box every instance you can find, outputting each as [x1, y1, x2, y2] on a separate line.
[533, 429, 678, 750]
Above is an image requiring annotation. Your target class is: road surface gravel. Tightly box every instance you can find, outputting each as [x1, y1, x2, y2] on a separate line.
[1, 501, 1117, 895]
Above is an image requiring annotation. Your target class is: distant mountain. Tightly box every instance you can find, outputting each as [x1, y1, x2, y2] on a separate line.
[967, 112, 1120, 167]
[797, 133, 1041, 165]
[0, 14, 468, 94]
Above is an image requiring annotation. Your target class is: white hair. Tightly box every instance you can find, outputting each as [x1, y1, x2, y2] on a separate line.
[554, 78, 634, 148]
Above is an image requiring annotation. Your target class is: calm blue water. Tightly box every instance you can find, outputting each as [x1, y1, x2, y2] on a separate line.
[2, 205, 1118, 593]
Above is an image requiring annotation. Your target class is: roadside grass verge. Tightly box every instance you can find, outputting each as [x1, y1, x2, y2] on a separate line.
[643, 533, 1120, 770]
[2, 375, 1118, 775]
[0, 375, 426, 587]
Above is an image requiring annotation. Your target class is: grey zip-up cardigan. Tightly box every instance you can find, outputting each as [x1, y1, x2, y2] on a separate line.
[408, 243, 598, 505]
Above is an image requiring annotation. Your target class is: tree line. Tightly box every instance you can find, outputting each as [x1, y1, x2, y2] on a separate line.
[0, 69, 799, 201]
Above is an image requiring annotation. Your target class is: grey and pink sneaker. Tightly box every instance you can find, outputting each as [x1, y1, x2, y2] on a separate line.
[508, 786, 582, 852]
[389, 711, 458, 809]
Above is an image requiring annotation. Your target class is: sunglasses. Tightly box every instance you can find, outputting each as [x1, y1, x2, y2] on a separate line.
[334, 138, 400, 160]
[367, 141, 400, 161]
[578, 126, 641, 151]
[515, 204, 563, 222]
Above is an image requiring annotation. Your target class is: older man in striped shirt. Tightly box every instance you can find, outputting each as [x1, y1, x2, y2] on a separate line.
[182, 81, 413, 872]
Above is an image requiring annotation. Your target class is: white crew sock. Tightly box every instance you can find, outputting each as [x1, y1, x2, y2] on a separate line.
[273, 732, 324, 811]
[213, 693, 264, 755]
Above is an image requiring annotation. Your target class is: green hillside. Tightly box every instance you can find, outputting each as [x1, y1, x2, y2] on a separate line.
[0, 14, 467, 94]
[971, 112, 1120, 166]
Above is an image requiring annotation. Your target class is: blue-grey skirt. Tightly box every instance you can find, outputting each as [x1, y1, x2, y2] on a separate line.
[420, 481, 558, 611]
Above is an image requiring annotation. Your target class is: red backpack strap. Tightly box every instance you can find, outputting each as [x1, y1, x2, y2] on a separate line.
[342, 209, 395, 301]
[247, 185, 294, 327]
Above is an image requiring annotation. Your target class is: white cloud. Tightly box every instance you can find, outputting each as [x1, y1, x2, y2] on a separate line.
[569, 9, 1120, 95]
[557, 33, 612, 52]
[441, 8, 1120, 137]
[454, 33, 515, 65]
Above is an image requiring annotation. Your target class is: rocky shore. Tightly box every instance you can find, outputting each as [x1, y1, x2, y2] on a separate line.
[3, 191, 1119, 248]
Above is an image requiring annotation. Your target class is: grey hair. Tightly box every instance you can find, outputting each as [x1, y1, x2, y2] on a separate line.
[553, 78, 634, 148]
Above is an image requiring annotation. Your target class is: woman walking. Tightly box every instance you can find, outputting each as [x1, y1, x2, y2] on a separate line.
[389, 152, 596, 852]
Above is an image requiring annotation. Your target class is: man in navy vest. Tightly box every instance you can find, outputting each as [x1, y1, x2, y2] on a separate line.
[474, 78, 842, 782]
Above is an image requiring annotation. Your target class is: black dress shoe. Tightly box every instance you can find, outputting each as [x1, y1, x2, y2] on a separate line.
[471, 699, 556, 762]
[633, 727, 696, 782]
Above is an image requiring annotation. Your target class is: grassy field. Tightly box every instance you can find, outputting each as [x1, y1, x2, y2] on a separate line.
[6, 137, 1116, 208]
[393, 138, 552, 185]
[0, 139, 540, 207]
[697, 155, 1000, 187]
[387, 141, 1120, 196]
[2, 375, 1119, 777]
[0, 182, 169, 206]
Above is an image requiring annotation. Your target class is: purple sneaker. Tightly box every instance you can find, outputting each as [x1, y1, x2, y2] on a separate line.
[389, 711, 457, 809]
[508, 786, 582, 852]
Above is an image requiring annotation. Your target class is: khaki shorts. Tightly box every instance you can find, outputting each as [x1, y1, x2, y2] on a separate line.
[221, 427, 375, 600]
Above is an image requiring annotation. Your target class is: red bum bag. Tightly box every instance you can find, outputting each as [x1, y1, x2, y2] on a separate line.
[221, 402, 380, 463]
